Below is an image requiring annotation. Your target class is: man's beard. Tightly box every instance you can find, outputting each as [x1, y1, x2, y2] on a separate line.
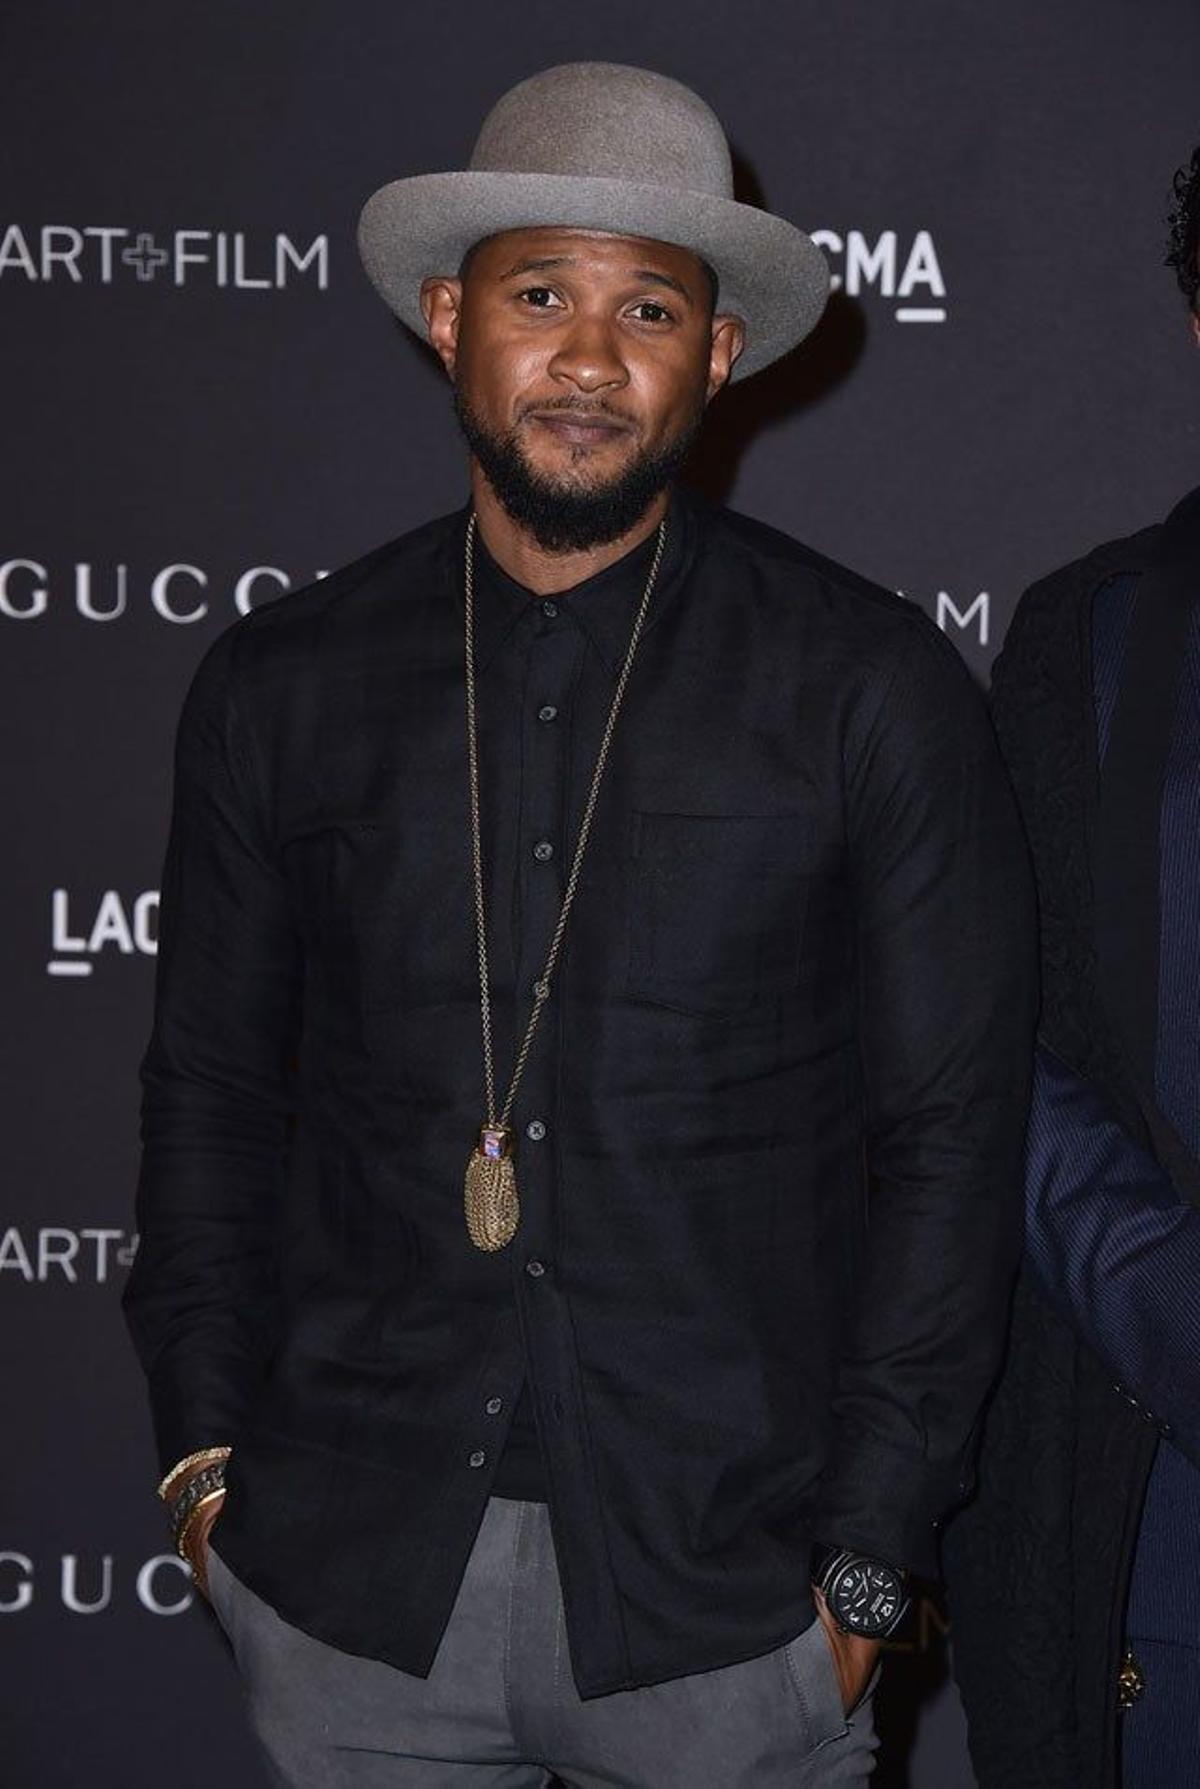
[453, 390, 705, 554]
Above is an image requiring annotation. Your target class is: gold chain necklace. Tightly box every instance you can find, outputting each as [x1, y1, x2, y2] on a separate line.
[462, 510, 668, 1251]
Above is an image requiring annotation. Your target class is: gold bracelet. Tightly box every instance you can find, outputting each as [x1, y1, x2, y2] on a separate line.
[176, 1486, 226, 1564]
[157, 1445, 232, 1503]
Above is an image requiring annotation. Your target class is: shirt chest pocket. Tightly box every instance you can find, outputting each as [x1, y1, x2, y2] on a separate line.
[625, 810, 815, 1020]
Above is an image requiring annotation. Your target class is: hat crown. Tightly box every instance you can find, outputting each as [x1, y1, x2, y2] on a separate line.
[468, 62, 734, 200]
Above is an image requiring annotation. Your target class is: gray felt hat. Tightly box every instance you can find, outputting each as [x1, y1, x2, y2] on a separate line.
[357, 61, 829, 381]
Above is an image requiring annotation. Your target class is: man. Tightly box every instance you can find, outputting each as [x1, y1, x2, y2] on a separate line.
[124, 61, 1036, 1787]
[944, 145, 1200, 1789]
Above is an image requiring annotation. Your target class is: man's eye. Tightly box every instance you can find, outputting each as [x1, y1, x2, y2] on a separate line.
[632, 301, 672, 323]
[519, 286, 561, 308]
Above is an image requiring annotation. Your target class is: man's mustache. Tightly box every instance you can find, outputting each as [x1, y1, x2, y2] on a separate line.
[517, 396, 639, 430]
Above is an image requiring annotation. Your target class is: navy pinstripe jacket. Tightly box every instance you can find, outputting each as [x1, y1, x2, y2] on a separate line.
[945, 485, 1200, 1789]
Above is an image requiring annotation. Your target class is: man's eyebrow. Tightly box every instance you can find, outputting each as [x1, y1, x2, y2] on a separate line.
[498, 255, 575, 278]
[631, 269, 693, 302]
[497, 255, 695, 304]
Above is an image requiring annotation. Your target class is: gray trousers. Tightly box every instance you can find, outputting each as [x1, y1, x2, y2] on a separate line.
[207, 1496, 880, 1787]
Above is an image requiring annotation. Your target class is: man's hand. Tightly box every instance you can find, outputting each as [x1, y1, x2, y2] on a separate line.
[183, 1494, 225, 1601]
[165, 1467, 226, 1603]
[813, 1586, 881, 1716]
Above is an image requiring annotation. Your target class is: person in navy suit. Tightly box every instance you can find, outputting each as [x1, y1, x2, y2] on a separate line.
[946, 143, 1200, 1789]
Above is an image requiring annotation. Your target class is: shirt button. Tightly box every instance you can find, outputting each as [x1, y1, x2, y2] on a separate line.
[541, 599, 559, 618]
[525, 1258, 546, 1278]
[468, 1449, 487, 1468]
[485, 1397, 503, 1415]
[526, 1118, 547, 1141]
[538, 704, 558, 722]
[533, 839, 554, 862]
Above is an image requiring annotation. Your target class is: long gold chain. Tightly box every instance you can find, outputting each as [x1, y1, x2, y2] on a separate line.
[465, 512, 667, 1134]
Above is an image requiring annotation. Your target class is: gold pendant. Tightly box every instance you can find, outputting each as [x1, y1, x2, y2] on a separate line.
[465, 1124, 519, 1251]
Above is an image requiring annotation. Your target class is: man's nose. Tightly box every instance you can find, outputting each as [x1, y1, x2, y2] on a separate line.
[546, 316, 629, 393]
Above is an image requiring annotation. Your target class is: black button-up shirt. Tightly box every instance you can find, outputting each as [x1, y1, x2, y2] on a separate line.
[124, 481, 1036, 1696]
[477, 526, 656, 1505]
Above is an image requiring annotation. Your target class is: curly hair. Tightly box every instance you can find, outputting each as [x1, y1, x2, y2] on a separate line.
[1166, 145, 1200, 310]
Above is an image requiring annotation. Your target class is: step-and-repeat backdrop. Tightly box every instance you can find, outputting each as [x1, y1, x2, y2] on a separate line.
[5, 3, 1198, 1783]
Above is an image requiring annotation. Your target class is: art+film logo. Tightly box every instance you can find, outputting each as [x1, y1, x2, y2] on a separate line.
[0, 1226, 137, 1283]
[2, 219, 941, 315]
[0, 224, 328, 291]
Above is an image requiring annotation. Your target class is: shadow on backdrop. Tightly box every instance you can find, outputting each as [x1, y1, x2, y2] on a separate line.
[687, 145, 866, 501]
[686, 287, 866, 505]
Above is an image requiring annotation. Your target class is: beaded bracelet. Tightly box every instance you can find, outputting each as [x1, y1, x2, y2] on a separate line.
[158, 1445, 232, 1503]
[170, 1461, 228, 1544]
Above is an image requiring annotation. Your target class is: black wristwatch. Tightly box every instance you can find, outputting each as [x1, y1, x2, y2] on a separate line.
[812, 1545, 910, 1640]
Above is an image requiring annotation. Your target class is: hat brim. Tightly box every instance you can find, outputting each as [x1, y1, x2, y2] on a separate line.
[357, 171, 829, 381]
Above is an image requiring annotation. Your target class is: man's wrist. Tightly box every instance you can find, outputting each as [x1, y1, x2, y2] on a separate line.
[178, 1489, 225, 1562]
[179, 1493, 225, 1596]
[155, 1445, 233, 1588]
[812, 1544, 911, 1640]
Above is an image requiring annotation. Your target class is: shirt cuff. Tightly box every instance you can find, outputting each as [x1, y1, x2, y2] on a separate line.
[809, 1432, 968, 1580]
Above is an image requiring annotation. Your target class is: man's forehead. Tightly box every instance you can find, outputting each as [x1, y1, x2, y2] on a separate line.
[469, 225, 703, 273]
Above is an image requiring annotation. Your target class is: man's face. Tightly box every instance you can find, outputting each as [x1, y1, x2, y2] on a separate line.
[421, 226, 743, 550]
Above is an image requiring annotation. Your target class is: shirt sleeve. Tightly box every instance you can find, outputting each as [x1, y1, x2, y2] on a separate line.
[1025, 1042, 1198, 1461]
[121, 624, 302, 1477]
[809, 615, 1038, 1579]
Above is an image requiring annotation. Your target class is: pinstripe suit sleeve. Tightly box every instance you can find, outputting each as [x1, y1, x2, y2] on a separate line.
[1026, 1042, 1200, 1461]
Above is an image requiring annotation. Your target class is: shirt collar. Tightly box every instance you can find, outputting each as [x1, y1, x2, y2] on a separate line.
[443, 481, 696, 677]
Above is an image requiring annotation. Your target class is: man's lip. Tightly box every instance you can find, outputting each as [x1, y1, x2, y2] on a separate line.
[526, 412, 633, 444]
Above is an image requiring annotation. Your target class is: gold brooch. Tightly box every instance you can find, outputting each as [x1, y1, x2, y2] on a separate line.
[1117, 1646, 1145, 1711]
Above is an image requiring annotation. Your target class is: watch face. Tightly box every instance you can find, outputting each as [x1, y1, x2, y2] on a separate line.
[828, 1559, 904, 1635]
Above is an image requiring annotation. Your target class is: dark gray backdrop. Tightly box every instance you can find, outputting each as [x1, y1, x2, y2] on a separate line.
[3, 3, 1197, 1783]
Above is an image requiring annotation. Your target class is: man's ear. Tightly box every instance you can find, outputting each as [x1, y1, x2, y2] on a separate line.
[706, 314, 746, 401]
[1191, 310, 1200, 349]
[421, 276, 463, 379]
